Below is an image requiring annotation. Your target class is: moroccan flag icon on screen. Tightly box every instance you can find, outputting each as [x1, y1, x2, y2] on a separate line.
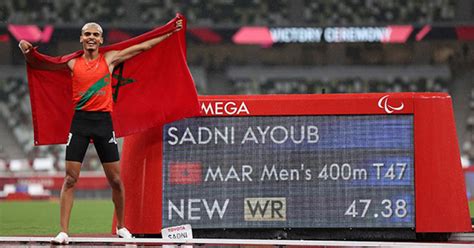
[169, 163, 202, 185]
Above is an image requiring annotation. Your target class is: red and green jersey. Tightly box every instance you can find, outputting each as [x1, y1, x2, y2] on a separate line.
[72, 54, 113, 112]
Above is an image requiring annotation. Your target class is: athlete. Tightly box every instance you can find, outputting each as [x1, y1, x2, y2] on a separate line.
[19, 19, 183, 244]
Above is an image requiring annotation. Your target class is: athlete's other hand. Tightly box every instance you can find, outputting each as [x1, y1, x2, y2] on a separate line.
[19, 40, 33, 54]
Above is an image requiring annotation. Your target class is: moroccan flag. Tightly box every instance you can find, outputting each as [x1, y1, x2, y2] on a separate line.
[169, 162, 202, 185]
[25, 14, 200, 145]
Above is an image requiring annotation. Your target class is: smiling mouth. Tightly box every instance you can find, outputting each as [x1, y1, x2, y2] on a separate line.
[84, 41, 98, 51]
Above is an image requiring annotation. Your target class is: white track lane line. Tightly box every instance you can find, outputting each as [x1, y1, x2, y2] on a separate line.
[0, 237, 473, 247]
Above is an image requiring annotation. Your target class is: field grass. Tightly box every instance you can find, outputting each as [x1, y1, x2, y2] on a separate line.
[470, 200, 474, 217]
[1, 200, 473, 236]
[0, 199, 114, 236]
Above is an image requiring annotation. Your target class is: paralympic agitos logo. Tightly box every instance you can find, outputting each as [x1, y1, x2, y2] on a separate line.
[377, 95, 404, 114]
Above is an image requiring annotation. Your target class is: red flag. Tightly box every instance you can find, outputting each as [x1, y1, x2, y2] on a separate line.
[169, 162, 202, 185]
[25, 14, 200, 145]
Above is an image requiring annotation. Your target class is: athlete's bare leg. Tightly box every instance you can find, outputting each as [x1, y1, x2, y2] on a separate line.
[60, 161, 82, 233]
[102, 161, 125, 229]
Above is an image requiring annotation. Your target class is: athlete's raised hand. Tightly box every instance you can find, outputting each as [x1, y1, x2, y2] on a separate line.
[19, 40, 33, 54]
[174, 19, 183, 32]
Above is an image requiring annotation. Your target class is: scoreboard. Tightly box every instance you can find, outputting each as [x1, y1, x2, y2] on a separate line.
[120, 93, 471, 236]
[163, 115, 414, 228]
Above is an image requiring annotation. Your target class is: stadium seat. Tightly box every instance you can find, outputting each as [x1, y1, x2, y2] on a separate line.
[32, 157, 55, 171]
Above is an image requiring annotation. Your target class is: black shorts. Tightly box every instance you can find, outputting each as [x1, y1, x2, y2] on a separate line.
[65, 111, 119, 163]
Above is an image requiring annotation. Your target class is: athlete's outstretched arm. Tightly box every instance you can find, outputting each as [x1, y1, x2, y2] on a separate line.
[19, 40, 69, 70]
[106, 19, 183, 67]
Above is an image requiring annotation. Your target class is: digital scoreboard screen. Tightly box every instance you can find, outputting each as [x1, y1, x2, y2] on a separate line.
[162, 115, 414, 228]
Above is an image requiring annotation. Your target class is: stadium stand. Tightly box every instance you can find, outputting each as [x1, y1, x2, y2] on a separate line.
[303, 0, 456, 25]
[0, 0, 471, 169]
[1, 0, 125, 25]
[0, 76, 64, 172]
[0, 0, 457, 26]
[0, 77, 32, 152]
[138, 0, 290, 26]
[228, 65, 450, 94]
[139, 0, 456, 26]
[234, 77, 449, 95]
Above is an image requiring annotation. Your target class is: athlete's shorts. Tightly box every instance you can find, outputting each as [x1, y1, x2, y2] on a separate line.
[65, 111, 119, 163]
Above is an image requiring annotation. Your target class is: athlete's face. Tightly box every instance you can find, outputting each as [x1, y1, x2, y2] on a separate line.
[80, 27, 103, 52]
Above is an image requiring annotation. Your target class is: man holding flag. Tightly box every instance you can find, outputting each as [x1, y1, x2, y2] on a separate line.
[18, 15, 198, 244]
